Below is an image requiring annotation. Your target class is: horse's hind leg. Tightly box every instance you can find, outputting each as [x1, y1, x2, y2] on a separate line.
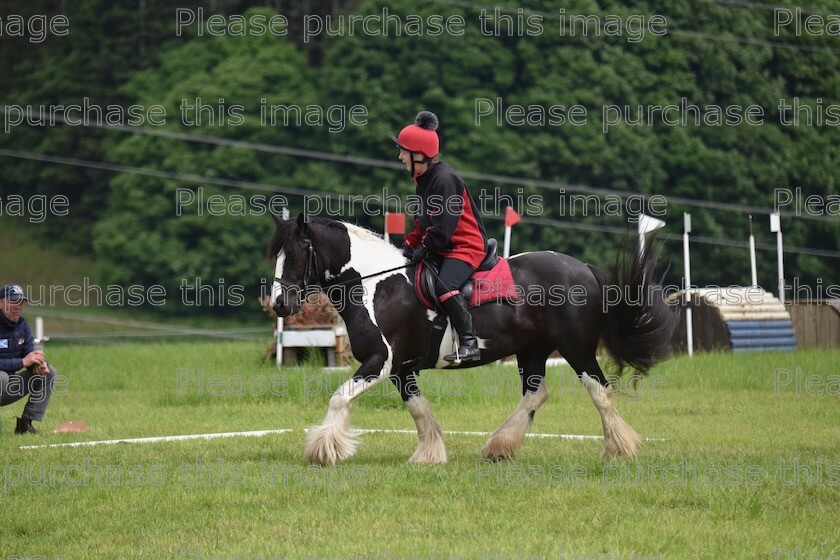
[481, 348, 550, 461]
[568, 356, 641, 459]
[392, 369, 447, 464]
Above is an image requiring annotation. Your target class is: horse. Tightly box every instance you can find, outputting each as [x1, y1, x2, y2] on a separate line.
[268, 214, 677, 466]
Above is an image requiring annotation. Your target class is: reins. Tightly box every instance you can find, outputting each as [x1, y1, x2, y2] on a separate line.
[274, 237, 470, 317]
[274, 239, 411, 296]
[323, 263, 411, 288]
[274, 235, 468, 324]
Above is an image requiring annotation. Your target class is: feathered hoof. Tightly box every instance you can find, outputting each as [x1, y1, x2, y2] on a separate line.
[600, 420, 642, 460]
[480, 431, 524, 462]
[408, 440, 448, 464]
[303, 424, 358, 466]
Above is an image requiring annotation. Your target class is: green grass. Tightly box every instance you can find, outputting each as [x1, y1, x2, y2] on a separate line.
[1, 344, 838, 559]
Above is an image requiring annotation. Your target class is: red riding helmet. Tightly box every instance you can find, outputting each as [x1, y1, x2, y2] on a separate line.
[391, 111, 440, 159]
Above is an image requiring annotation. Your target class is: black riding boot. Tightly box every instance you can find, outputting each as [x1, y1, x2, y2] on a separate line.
[441, 293, 480, 363]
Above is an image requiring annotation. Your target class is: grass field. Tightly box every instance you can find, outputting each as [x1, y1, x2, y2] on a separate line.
[1, 342, 838, 559]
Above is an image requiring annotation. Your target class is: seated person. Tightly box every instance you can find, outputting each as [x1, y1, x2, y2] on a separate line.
[0, 284, 56, 434]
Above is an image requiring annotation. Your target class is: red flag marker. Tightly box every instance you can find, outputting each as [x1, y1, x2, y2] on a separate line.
[385, 212, 406, 234]
[504, 206, 521, 227]
[503, 207, 520, 258]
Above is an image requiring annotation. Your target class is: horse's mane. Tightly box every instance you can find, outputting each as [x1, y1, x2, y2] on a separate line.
[342, 222, 386, 244]
[267, 217, 389, 259]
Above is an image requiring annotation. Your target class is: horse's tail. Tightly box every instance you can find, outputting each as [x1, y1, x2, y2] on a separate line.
[588, 233, 678, 377]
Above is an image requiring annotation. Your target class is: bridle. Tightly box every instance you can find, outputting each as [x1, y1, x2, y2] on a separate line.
[274, 238, 321, 303]
[273, 236, 411, 307]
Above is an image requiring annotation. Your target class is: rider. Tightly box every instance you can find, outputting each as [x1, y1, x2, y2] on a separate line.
[392, 111, 487, 363]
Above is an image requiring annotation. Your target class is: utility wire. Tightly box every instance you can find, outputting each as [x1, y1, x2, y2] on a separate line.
[420, 0, 840, 55]
[31, 308, 269, 341]
[519, 215, 840, 258]
[2, 147, 838, 259]
[2, 107, 837, 224]
[0, 148, 333, 199]
[663, 29, 840, 55]
[697, 0, 839, 17]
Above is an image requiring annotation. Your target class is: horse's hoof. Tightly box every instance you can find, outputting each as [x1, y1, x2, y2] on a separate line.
[478, 455, 509, 464]
[481, 431, 523, 462]
[408, 454, 447, 465]
[480, 447, 517, 462]
[303, 424, 358, 466]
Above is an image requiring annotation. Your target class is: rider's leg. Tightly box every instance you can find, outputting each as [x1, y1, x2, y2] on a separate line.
[435, 258, 480, 362]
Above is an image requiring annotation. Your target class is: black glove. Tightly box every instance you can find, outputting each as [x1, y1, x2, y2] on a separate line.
[411, 245, 429, 263]
[402, 247, 415, 261]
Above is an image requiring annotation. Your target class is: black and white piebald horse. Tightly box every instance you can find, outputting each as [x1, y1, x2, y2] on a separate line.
[269, 214, 676, 466]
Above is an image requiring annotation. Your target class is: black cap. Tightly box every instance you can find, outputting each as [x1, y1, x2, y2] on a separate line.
[0, 284, 28, 302]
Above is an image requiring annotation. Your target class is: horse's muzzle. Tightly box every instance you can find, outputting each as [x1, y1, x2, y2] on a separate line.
[273, 293, 300, 318]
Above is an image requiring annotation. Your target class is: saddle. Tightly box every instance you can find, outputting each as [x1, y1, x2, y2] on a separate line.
[403, 239, 519, 372]
[414, 239, 519, 310]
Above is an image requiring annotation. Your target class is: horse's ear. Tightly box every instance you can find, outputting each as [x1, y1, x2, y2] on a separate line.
[296, 213, 309, 234]
[271, 213, 284, 226]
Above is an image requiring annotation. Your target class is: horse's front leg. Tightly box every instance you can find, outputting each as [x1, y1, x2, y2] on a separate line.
[304, 353, 390, 466]
[391, 369, 447, 464]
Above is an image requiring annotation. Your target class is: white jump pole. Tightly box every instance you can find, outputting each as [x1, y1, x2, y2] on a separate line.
[503, 224, 512, 259]
[683, 213, 693, 357]
[748, 215, 758, 287]
[34, 316, 47, 350]
[276, 317, 284, 366]
[384, 211, 390, 244]
[276, 207, 290, 366]
[770, 212, 784, 304]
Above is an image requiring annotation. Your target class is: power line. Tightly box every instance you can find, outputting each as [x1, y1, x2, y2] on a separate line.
[697, 0, 839, 17]
[45, 330, 267, 342]
[519, 215, 840, 259]
[664, 29, 840, 56]
[3, 106, 837, 224]
[2, 147, 838, 259]
[420, 0, 840, 55]
[31, 308, 269, 341]
[0, 107, 406, 171]
[0, 148, 332, 199]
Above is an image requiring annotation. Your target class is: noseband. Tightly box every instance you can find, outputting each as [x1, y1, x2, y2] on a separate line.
[273, 236, 411, 306]
[274, 238, 322, 303]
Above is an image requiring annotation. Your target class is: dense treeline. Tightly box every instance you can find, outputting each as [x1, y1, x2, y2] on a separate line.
[1, 0, 838, 316]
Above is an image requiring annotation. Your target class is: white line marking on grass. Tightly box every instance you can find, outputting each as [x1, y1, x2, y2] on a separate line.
[19, 429, 294, 450]
[355, 429, 665, 442]
[352, 429, 602, 440]
[20, 428, 665, 450]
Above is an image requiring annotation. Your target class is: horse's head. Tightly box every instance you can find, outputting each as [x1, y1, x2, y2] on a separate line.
[268, 213, 319, 317]
[267, 213, 354, 317]
[268, 213, 403, 317]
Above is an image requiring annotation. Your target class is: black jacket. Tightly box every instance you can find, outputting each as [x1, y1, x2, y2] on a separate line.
[404, 161, 487, 268]
[0, 312, 34, 373]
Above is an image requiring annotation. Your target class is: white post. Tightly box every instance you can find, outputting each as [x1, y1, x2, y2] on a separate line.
[503, 225, 512, 258]
[384, 211, 390, 244]
[35, 316, 45, 350]
[777, 229, 784, 303]
[748, 215, 758, 287]
[683, 214, 693, 357]
[770, 213, 784, 304]
[275, 207, 290, 366]
[276, 316, 283, 366]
